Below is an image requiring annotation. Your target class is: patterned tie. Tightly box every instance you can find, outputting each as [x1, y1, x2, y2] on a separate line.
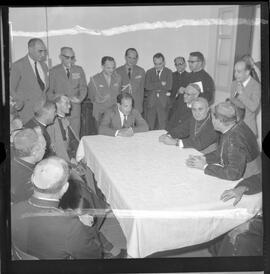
[66, 68, 70, 79]
[128, 68, 131, 80]
[34, 61, 45, 91]
[157, 70, 161, 79]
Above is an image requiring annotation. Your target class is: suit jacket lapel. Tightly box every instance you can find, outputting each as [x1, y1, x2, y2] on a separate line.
[24, 56, 39, 86]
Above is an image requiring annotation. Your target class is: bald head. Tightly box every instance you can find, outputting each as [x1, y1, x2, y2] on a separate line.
[28, 38, 47, 62]
[184, 84, 201, 104]
[212, 101, 237, 125]
[191, 97, 209, 121]
[32, 156, 70, 195]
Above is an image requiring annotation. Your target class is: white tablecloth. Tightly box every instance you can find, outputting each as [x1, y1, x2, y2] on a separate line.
[76, 130, 262, 258]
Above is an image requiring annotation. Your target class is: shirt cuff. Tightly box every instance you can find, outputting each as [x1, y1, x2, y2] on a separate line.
[115, 130, 119, 136]
[203, 164, 208, 170]
[178, 139, 183, 148]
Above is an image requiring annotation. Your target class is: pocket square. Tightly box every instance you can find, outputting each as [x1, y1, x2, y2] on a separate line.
[99, 84, 104, 87]
[72, 73, 81, 80]
[135, 75, 142, 79]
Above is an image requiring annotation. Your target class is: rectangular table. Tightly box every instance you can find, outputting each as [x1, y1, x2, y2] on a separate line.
[76, 130, 262, 258]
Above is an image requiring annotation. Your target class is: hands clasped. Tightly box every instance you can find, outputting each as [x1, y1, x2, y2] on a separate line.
[117, 127, 134, 137]
[159, 134, 177, 145]
[185, 155, 206, 170]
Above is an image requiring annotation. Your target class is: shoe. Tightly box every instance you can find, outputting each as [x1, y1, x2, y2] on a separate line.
[103, 248, 127, 259]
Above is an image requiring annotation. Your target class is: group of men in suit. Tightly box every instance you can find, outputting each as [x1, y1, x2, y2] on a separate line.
[10, 37, 262, 258]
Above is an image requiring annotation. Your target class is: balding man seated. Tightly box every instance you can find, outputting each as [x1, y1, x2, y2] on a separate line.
[24, 99, 56, 158]
[11, 156, 125, 259]
[166, 83, 201, 132]
[186, 101, 260, 180]
[11, 128, 46, 203]
[98, 92, 149, 137]
[159, 97, 218, 153]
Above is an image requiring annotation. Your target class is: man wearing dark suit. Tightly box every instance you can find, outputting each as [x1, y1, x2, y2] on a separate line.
[24, 100, 56, 158]
[186, 102, 261, 181]
[10, 38, 49, 124]
[11, 129, 46, 203]
[186, 51, 215, 105]
[116, 48, 145, 114]
[88, 56, 121, 127]
[99, 92, 149, 137]
[210, 173, 262, 256]
[11, 157, 104, 259]
[159, 97, 218, 154]
[145, 53, 173, 130]
[47, 47, 87, 137]
[229, 59, 261, 136]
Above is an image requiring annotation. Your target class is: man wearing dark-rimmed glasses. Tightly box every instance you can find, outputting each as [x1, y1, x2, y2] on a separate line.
[48, 47, 87, 137]
[187, 51, 215, 105]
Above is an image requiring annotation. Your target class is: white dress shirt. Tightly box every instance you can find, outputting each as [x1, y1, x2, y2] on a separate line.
[28, 55, 45, 84]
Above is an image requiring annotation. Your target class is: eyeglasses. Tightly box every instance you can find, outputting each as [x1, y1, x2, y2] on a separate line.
[175, 63, 185, 66]
[62, 55, 75, 60]
[187, 60, 199, 64]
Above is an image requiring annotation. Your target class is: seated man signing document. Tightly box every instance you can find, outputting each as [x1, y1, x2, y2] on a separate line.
[159, 97, 218, 153]
[98, 92, 149, 137]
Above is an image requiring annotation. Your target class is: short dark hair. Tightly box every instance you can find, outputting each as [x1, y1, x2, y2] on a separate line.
[117, 92, 134, 107]
[101, 56, 115, 66]
[125, 48, 138, 58]
[174, 56, 185, 65]
[153, 53, 165, 62]
[28, 38, 44, 48]
[189, 51, 205, 63]
[34, 100, 56, 119]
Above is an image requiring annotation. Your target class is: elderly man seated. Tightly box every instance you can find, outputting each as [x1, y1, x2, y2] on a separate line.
[186, 101, 260, 180]
[159, 97, 218, 153]
[166, 83, 201, 132]
[11, 156, 125, 259]
[24, 99, 57, 158]
[11, 128, 46, 203]
[98, 92, 149, 137]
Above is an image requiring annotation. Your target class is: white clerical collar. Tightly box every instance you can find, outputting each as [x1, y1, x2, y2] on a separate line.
[57, 113, 65, 118]
[242, 76, 251, 88]
[35, 118, 46, 127]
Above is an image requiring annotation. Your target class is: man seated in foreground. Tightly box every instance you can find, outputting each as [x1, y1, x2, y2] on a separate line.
[11, 128, 46, 203]
[11, 156, 126, 259]
[159, 97, 218, 153]
[186, 101, 260, 180]
[209, 174, 262, 256]
[98, 92, 149, 137]
[166, 83, 201, 132]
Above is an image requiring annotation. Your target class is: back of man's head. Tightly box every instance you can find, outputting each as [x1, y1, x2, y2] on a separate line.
[213, 101, 237, 125]
[34, 99, 56, 122]
[13, 128, 39, 157]
[32, 156, 69, 196]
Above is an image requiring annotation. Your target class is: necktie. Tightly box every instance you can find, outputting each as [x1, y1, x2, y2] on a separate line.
[123, 115, 128, 128]
[157, 70, 161, 79]
[34, 62, 45, 91]
[128, 68, 131, 80]
[66, 68, 70, 79]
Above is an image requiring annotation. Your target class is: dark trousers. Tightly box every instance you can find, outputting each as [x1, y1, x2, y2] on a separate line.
[80, 99, 98, 137]
[147, 100, 168, 130]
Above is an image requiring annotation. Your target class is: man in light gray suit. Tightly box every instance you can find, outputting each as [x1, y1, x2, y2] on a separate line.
[47, 47, 87, 137]
[229, 59, 261, 136]
[116, 48, 145, 114]
[10, 38, 49, 124]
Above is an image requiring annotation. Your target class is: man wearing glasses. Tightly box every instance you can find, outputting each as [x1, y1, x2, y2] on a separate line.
[187, 51, 215, 105]
[10, 38, 49, 124]
[48, 47, 87, 138]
